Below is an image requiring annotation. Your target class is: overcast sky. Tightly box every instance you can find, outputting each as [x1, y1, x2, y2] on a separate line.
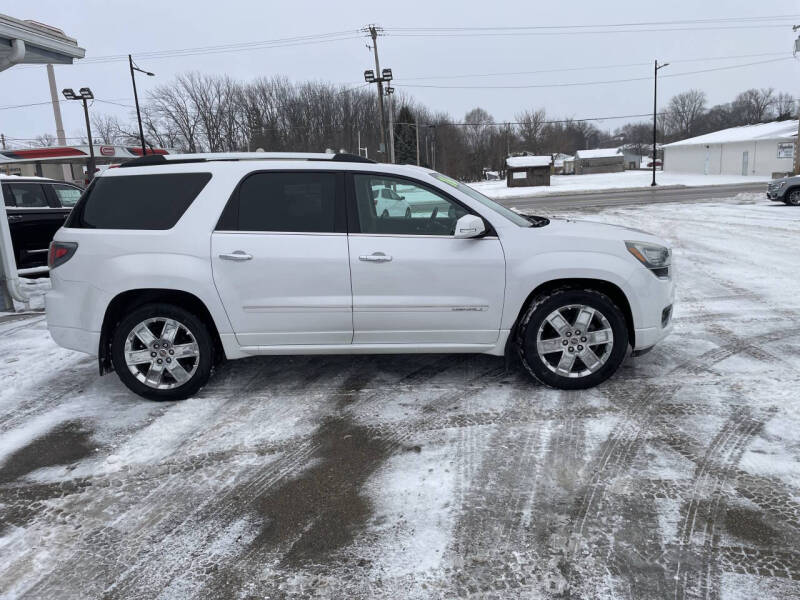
[1, 0, 798, 146]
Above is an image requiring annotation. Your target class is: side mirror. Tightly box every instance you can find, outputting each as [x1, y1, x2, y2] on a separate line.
[454, 214, 486, 239]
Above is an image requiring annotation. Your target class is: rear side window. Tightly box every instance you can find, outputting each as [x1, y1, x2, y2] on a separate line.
[51, 183, 82, 207]
[66, 173, 211, 229]
[221, 172, 337, 233]
[6, 183, 49, 208]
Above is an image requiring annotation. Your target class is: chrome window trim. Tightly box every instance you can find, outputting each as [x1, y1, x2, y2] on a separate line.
[214, 230, 346, 236]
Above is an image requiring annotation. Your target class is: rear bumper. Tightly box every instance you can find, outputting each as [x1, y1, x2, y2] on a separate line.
[46, 275, 109, 355]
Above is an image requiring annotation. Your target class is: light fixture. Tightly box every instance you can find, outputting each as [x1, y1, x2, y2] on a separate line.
[364, 70, 375, 83]
[78, 87, 94, 100]
[381, 68, 392, 81]
[62, 88, 77, 100]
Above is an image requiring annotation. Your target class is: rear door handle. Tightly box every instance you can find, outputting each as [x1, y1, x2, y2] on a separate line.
[359, 252, 392, 263]
[219, 251, 253, 261]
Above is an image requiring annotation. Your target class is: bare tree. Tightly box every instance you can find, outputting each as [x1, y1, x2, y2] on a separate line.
[91, 113, 124, 145]
[663, 90, 707, 139]
[772, 92, 796, 120]
[32, 133, 56, 147]
[515, 108, 547, 153]
[731, 88, 775, 124]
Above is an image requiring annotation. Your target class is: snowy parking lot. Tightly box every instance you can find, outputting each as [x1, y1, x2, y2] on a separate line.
[1, 194, 799, 599]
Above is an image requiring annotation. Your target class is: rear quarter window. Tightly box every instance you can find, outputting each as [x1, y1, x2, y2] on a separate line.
[66, 173, 212, 229]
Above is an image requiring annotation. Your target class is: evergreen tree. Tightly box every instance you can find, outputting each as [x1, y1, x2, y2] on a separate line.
[394, 105, 418, 164]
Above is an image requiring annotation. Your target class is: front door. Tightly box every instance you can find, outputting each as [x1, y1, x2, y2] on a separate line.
[211, 171, 352, 347]
[347, 173, 505, 345]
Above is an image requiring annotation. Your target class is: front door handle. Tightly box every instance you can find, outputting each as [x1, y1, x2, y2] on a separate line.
[7, 215, 22, 222]
[359, 252, 392, 263]
[219, 251, 253, 261]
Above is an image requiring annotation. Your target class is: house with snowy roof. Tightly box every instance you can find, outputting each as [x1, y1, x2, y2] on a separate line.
[662, 120, 797, 178]
[505, 155, 552, 187]
[574, 148, 624, 175]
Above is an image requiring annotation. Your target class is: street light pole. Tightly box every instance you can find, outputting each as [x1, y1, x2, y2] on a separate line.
[82, 96, 95, 180]
[129, 55, 154, 156]
[652, 59, 669, 186]
[63, 87, 96, 182]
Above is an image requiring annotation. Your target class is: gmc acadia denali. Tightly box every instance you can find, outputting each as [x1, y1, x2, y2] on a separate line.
[46, 152, 675, 400]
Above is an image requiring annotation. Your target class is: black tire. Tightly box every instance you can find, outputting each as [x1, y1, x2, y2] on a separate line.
[381, 209, 389, 218]
[786, 189, 800, 206]
[111, 302, 214, 401]
[405, 207, 412, 218]
[516, 288, 629, 390]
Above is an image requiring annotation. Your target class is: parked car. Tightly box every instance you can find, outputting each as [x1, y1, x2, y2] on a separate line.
[46, 152, 675, 400]
[766, 176, 800, 205]
[1, 175, 82, 270]
[373, 185, 412, 218]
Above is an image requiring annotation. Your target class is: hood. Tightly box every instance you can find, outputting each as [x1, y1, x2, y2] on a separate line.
[541, 217, 668, 246]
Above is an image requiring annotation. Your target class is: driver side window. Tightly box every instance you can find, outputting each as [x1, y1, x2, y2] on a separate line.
[353, 174, 468, 236]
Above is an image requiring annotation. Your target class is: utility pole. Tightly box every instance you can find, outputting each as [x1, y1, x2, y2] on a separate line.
[415, 116, 420, 165]
[652, 59, 669, 186]
[364, 25, 392, 160]
[368, 25, 387, 159]
[129, 55, 154, 156]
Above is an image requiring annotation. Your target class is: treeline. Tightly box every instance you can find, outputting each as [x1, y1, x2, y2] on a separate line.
[41, 72, 798, 181]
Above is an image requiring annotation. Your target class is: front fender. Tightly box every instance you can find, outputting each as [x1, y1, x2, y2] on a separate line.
[502, 250, 643, 330]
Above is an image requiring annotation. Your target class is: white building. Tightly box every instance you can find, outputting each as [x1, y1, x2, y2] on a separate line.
[663, 120, 797, 178]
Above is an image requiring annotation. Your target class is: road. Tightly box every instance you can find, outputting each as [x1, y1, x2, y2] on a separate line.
[1, 196, 799, 599]
[495, 182, 766, 211]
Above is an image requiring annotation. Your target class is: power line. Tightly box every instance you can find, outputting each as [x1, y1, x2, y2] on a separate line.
[397, 51, 792, 82]
[388, 24, 797, 38]
[385, 14, 800, 32]
[395, 57, 795, 89]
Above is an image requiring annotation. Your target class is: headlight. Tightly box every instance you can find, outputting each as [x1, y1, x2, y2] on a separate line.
[625, 241, 671, 278]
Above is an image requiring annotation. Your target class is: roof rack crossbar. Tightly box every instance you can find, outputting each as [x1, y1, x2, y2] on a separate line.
[119, 151, 375, 168]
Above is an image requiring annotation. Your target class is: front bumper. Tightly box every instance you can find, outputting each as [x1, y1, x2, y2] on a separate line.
[627, 265, 676, 351]
[766, 185, 785, 201]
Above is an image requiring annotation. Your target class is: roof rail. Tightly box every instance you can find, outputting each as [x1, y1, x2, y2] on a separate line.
[119, 151, 375, 168]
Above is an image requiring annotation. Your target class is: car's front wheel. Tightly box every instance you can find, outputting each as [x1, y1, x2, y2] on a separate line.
[516, 288, 629, 390]
[111, 303, 213, 400]
[786, 189, 800, 206]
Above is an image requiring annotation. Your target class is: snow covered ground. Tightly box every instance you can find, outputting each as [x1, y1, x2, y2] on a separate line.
[470, 170, 770, 199]
[1, 195, 799, 599]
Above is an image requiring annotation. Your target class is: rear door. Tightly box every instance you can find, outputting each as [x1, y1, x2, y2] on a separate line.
[3, 182, 66, 268]
[211, 170, 353, 347]
[346, 173, 506, 345]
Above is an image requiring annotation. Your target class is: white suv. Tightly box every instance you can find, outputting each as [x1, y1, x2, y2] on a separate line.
[46, 152, 674, 400]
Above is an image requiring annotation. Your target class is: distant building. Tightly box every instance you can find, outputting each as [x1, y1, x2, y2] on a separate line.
[662, 120, 797, 178]
[505, 155, 552, 187]
[574, 148, 624, 174]
[618, 146, 645, 170]
[551, 153, 573, 174]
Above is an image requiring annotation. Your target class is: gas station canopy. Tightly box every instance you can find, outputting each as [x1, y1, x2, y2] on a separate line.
[0, 13, 85, 71]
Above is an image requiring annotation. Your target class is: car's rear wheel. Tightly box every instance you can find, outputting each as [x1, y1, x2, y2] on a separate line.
[516, 289, 629, 390]
[111, 303, 213, 400]
[786, 189, 800, 206]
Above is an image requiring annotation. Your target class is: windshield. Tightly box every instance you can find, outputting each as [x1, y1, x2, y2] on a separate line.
[429, 172, 532, 227]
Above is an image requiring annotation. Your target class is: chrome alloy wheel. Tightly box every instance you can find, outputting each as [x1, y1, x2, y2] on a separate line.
[123, 317, 200, 390]
[535, 304, 614, 378]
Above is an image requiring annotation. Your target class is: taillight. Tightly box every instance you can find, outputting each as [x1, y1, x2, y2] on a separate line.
[48, 241, 78, 269]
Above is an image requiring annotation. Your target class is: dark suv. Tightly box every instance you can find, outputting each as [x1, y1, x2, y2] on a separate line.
[1, 175, 82, 270]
